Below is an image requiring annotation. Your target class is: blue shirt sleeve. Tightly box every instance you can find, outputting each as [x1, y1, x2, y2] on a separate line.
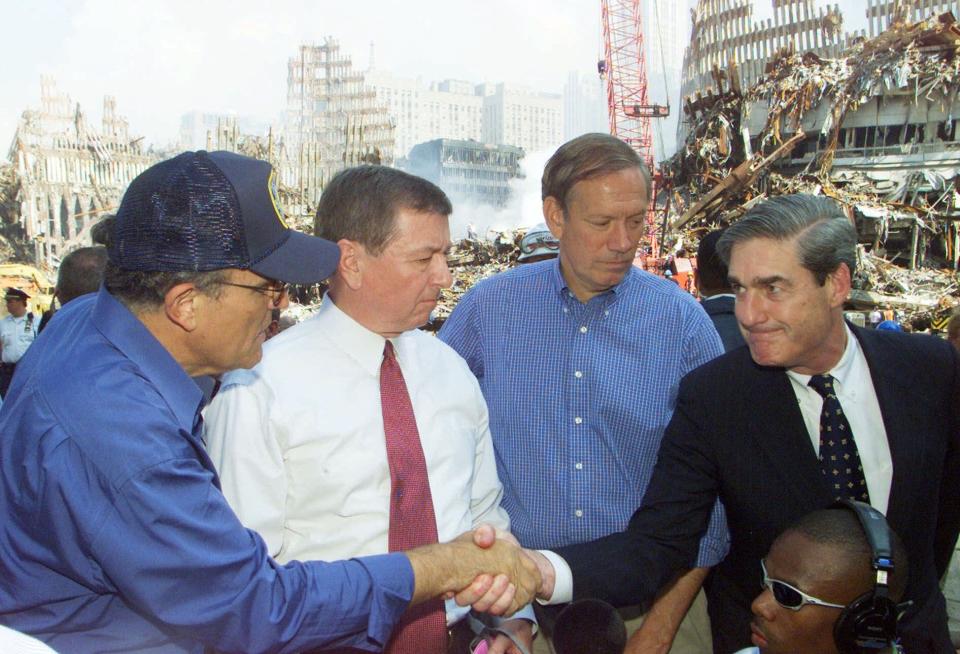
[81, 450, 413, 653]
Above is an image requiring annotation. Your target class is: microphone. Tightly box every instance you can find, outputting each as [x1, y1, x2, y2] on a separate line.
[552, 599, 627, 654]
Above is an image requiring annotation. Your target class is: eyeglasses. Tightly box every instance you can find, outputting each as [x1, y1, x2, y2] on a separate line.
[520, 235, 560, 254]
[216, 279, 289, 307]
[761, 559, 846, 611]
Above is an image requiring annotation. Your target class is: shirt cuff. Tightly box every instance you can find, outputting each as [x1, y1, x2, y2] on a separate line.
[355, 553, 416, 647]
[536, 549, 573, 605]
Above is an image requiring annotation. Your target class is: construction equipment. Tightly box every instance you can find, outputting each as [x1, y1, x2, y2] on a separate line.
[599, 0, 670, 260]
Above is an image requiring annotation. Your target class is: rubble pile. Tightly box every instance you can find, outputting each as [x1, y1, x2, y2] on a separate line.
[426, 229, 524, 331]
[663, 11, 960, 329]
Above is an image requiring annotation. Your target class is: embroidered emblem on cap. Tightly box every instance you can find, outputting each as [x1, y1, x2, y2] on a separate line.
[268, 169, 288, 229]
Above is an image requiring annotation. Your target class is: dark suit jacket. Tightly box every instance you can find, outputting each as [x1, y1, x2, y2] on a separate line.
[700, 295, 745, 353]
[556, 326, 960, 653]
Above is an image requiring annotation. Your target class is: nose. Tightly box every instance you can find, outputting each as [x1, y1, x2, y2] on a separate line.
[752, 587, 777, 621]
[608, 220, 638, 254]
[735, 290, 766, 329]
[433, 254, 453, 290]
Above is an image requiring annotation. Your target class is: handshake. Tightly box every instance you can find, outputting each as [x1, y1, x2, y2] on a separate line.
[406, 525, 557, 616]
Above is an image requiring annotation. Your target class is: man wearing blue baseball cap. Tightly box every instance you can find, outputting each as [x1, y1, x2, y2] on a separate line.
[0, 151, 539, 654]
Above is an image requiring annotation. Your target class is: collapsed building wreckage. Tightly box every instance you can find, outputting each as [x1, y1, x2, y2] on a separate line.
[663, 9, 960, 330]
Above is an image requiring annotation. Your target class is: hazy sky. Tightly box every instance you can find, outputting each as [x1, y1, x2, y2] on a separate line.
[1, 0, 604, 148]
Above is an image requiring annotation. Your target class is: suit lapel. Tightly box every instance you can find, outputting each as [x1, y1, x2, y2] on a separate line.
[744, 362, 831, 508]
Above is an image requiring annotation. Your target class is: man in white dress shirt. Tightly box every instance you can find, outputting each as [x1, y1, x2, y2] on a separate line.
[204, 165, 533, 654]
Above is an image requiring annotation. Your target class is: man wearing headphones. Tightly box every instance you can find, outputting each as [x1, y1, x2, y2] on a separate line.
[744, 502, 908, 654]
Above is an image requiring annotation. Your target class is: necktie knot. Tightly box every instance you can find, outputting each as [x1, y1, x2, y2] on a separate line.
[383, 340, 396, 361]
[808, 373, 835, 398]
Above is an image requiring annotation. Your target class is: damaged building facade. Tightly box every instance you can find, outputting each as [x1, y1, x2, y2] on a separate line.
[405, 139, 524, 208]
[284, 39, 396, 213]
[5, 78, 159, 268]
[665, 0, 960, 328]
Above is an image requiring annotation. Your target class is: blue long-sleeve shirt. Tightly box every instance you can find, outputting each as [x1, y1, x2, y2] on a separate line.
[0, 289, 412, 654]
[440, 260, 729, 567]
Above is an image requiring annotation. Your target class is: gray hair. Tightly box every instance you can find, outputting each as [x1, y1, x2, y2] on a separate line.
[716, 194, 856, 285]
[541, 133, 652, 210]
[103, 263, 226, 312]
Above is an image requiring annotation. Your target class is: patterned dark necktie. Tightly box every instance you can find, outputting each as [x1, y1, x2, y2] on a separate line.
[808, 374, 870, 503]
[380, 340, 447, 654]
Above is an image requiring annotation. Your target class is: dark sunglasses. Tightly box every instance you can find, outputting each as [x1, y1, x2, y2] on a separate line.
[761, 559, 846, 611]
[216, 280, 289, 307]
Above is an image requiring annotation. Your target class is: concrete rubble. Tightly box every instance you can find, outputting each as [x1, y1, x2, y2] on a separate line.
[663, 10, 960, 330]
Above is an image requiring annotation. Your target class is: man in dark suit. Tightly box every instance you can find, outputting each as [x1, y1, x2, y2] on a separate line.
[523, 194, 960, 653]
[696, 229, 745, 352]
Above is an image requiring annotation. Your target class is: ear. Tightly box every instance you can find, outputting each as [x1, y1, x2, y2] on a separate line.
[827, 263, 852, 308]
[337, 239, 365, 291]
[163, 282, 200, 332]
[543, 196, 565, 240]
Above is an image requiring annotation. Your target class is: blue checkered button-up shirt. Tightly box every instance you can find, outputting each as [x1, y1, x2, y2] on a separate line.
[440, 259, 729, 567]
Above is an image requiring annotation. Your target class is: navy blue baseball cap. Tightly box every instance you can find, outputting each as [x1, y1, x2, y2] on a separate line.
[110, 150, 339, 284]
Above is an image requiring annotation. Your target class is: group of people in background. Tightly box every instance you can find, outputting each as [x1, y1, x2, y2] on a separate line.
[0, 132, 958, 654]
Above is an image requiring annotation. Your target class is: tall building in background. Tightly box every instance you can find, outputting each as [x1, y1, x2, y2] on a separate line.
[7, 78, 159, 268]
[366, 71, 482, 159]
[284, 39, 395, 208]
[178, 112, 270, 151]
[406, 139, 524, 208]
[479, 83, 563, 155]
[641, 0, 692, 160]
[563, 71, 608, 141]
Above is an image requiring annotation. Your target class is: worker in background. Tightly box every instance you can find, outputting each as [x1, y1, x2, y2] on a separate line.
[517, 223, 559, 264]
[0, 288, 38, 398]
[440, 133, 726, 654]
[695, 229, 745, 352]
[38, 246, 109, 333]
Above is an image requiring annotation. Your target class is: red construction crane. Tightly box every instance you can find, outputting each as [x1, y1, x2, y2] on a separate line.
[599, 0, 669, 260]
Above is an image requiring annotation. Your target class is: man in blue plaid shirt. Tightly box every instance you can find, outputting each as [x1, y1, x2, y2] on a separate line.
[440, 133, 728, 653]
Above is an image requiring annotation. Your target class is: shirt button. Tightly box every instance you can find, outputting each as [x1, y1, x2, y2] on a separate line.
[574, 370, 583, 379]
[575, 509, 584, 518]
[574, 416, 583, 425]
[579, 326, 588, 334]
[562, 307, 569, 314]
[575, 462, 583, 470]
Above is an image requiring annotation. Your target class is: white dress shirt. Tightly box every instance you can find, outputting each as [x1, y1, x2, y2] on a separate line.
[785, 324, 893, 513]
[204, 296, 516, 625]
[0, 313, 38, 363]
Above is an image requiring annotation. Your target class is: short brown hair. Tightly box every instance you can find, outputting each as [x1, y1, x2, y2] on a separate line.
[314, 166, 452, 255]
[541, 133, 651, 210]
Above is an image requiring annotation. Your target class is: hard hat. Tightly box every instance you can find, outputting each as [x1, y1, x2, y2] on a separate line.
[518, 223, 559, 263]
[876, 320, 902, 331]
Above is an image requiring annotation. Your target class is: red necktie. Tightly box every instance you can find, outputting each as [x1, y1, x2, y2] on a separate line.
[380, 340, 447, 654]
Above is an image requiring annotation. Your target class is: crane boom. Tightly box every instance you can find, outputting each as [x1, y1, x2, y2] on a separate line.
[600, 0, 669, 258]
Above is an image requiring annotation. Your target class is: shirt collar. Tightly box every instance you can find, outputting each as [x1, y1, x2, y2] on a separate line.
[786, 323, 859, 391]
[91, 287, 202, 433]
[547, 257, 635, 303]
[321, 293, 413, 377]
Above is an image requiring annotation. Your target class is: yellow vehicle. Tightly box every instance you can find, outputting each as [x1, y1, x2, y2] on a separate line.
[0, 264, 55, 318]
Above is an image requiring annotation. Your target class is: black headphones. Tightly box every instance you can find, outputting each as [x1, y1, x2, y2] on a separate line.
[831, 499, 901, 654]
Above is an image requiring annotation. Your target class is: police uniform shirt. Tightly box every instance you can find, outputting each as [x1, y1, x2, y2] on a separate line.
[0, 312, 38, 364]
